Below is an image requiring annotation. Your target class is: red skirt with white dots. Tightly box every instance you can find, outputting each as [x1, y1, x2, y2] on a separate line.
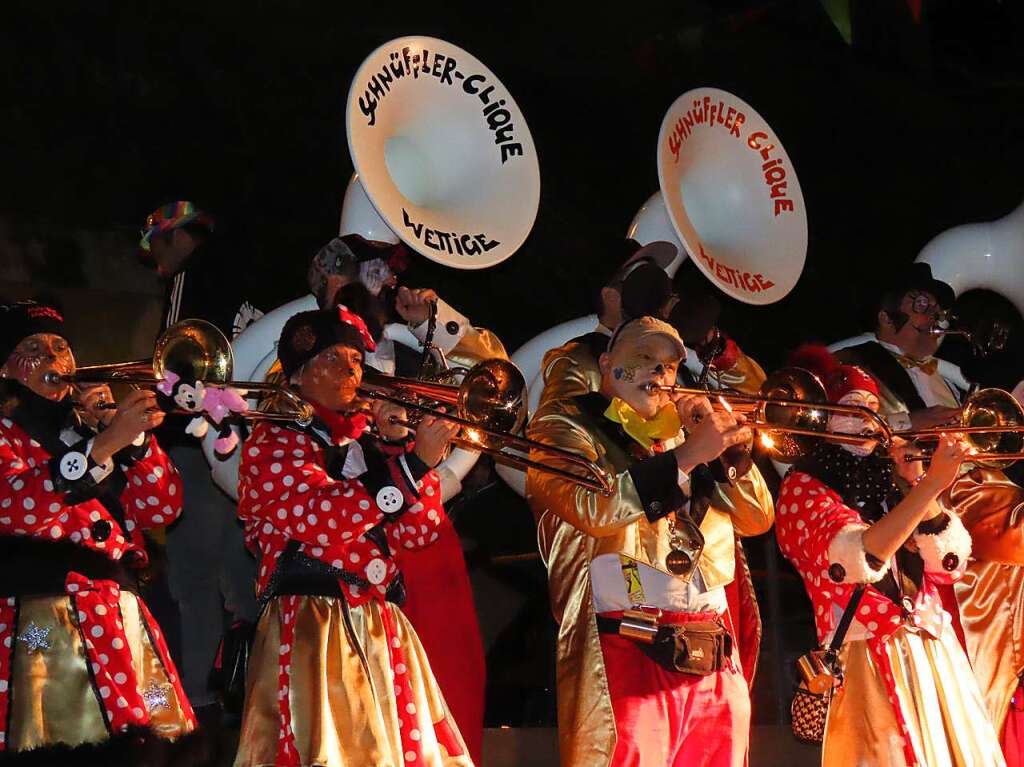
[234, 595, 473, 767]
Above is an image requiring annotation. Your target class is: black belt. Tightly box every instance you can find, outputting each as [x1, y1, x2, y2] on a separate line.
[261, 542, 406, 610]
[596, 612, 732, 675]
[0, 536, 139, 597]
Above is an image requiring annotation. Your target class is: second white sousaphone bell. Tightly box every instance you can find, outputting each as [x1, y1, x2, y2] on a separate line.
[629, 87, 808, 305]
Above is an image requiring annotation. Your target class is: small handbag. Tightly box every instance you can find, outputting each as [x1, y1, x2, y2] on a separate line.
[790, 584, 866, 744]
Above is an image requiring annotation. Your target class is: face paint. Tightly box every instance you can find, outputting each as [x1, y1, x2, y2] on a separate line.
[829, 413, 876, 456]
[9, 350, 45, 379]
[618, 363, 638, 383]
[841, 441, 875, 457]
[359, 260, 394, 297]
[300, 344, 364, 410]
[2, 334, 75, 399]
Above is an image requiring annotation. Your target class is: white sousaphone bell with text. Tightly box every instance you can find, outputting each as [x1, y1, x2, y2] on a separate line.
[499, 87, 809, 495]
[630, 86, 807, 305]
[344, 35, 540, 268]
[203, 36, 540, 500]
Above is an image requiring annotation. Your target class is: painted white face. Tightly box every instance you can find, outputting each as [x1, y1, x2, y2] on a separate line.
[359, 259, 395, 297]
[829, 389, 881, 456]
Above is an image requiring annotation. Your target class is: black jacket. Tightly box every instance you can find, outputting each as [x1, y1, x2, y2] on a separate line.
[161, 232, 254, 340]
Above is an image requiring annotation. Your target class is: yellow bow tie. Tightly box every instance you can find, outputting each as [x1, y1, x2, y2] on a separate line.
[604, 398, 682, 450]
[894, 354, 938, 376]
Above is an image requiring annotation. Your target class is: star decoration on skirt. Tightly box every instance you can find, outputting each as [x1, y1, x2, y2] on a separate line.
[17, 622, 52, 652]
[143, 682, 171, 711]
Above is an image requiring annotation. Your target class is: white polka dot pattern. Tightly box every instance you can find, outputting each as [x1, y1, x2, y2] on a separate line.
[237, 423, 447, 606]
[0, 421, 182, 563]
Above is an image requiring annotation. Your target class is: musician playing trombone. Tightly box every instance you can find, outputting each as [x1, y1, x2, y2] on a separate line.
[837, 262, 1024, 761]
[233, 306, 474, 767]
[776, 346, 1004, 766]
[526, 316, 773, 767]
[306, 233, 503, 763]
[0, 300, 199, 759]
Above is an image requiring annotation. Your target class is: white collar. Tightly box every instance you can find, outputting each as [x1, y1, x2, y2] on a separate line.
[876, 337, 932, 362]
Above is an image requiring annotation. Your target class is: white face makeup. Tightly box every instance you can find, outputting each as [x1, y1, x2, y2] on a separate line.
[359, 260, 396, 297]
[830, 389, 881, 456]
[603, 334, 683, 419]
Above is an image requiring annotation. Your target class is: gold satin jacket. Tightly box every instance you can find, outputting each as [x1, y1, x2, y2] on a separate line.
[446, 326, 507, 368]
[538, 332, 767, 411]
[526, 395, 774, 767]
[949, 468, 1024, 731]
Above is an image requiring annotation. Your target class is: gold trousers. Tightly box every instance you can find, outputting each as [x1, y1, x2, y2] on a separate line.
[235, 596, 474, 767]
[824, 626, 1005, 766]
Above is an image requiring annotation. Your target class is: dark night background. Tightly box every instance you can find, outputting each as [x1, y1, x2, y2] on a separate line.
[4, 0, 1023, 370]
[3, 0, 1024, 745]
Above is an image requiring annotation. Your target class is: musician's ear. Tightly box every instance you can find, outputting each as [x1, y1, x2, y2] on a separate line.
[877, 309, 893, 331]
[598, 352, 611, 377]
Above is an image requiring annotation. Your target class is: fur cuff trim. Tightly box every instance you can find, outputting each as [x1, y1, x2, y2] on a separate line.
[914, 513, 972, 573]
[826, 524, 890, 584]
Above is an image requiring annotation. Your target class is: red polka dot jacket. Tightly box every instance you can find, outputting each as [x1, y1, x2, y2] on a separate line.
[0, 413, 182, 565]
[238, 421, 447, 608]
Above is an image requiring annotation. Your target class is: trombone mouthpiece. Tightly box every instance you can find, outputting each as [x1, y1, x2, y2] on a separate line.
[43, 371, 65, 385]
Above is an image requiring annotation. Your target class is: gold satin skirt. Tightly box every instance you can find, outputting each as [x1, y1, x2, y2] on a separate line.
[235, 596, 474, 767]
[823, 626, 1005, 767]
[7, 591, 193, 752]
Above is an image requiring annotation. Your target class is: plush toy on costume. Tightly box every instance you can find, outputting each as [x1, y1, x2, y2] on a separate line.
[156, 371, 249, 456]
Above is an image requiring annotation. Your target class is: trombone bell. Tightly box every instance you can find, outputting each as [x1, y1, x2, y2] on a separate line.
[153, 319, 233, 384]
[756, 368, 831, 462]
[952, 388, 1023, 468]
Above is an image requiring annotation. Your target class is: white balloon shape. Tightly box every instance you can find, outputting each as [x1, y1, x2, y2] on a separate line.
[340, 173, 401, 243]
[626, 192, 687, 277]
[916, 199, 1024, 315]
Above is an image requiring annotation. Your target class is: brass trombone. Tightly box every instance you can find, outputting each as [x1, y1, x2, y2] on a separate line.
[358, 360, 615, 495]
[46, 319, 313, 423]
[898, 388, 1024, 468]
[650, 368, 1024, 468]
[645, 367, 893, 462]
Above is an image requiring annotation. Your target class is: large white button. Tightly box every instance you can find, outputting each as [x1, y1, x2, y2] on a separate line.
[365, 558, 387, 585]
[59, 451, 88, 481]
[375, 486, 404, 513]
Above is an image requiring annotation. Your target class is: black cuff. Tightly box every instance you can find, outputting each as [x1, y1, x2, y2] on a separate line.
[401, 450, 430, 484]
[48, 439, 104, 504]
[916, 513, 951, 536]
[628, 451, 686, 523]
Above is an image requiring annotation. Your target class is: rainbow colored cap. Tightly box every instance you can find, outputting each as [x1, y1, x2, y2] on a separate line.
[139, 201, 214, 251]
